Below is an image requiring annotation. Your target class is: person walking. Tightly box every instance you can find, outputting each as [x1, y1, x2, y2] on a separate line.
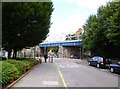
[44, 54, 48, 63]
[50, 52, 54, 63]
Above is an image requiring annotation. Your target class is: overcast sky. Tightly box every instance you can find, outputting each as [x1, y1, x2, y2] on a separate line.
[45, 0, 110, 42]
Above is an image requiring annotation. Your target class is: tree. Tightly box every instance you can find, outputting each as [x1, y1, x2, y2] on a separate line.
[105, 2, 120, 46]
[2, 2, 54, 58]
[48, 47, 59, 53]
[83, 1, 120, 57]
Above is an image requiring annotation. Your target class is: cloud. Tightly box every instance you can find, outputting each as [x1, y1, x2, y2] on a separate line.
[66, 0, 109, 9]
[45, 0, 110, 42]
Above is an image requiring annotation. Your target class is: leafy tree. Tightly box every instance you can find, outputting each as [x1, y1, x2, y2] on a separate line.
[83, 1, 120, 57]
[105, 2, 120, 46]
[2, 2, 54, 58]
[48, 47, 59, 53]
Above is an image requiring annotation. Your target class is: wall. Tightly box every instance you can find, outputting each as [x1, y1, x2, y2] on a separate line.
[58, 46, 80, 58]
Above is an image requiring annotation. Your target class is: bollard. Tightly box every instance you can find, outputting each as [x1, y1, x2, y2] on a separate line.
[39, 59, 42, 64]
[51, 58, 53, 63]
[49, 57, 50, 62]
[30, 63, 32, 69]
[11, 70, 14, 82]
[24, 64, 26, 74]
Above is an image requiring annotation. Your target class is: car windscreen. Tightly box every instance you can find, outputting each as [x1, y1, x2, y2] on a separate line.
[98, 57, 103, 61]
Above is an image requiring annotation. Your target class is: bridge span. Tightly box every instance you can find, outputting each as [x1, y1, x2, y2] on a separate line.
[39, 40, 83, 58]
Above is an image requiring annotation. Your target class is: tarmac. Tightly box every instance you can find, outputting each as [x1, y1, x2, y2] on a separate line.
[11, 58, 88, 88]
[12, 58, 64, 88]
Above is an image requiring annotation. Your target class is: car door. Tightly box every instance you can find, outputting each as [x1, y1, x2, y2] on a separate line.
[95, 57, 99, 66]
[89, 58, 94, 65]
[92, 57, 98, 66]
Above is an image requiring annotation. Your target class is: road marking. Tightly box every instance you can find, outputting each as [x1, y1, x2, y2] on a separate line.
[59, 64, 79, 68]
[55, 62, 68, 89]
[42, 81, 58, 85]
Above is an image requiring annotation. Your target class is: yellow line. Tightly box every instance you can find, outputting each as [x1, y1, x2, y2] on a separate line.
[54, 62, 68, 89]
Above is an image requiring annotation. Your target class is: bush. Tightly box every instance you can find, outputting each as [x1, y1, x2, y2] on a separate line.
[1, 58, 39, 85]
[22, 60, 31, 70]
[23, 58, 39, 65]
[6, 60, 25, 75]
[0, 61, 20, 85]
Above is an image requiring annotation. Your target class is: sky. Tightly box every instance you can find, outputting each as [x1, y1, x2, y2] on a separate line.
[45, 0, 110, 42]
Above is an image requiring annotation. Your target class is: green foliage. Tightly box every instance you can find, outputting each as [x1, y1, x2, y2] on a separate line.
[6, 60, 25, 75]
[2, 2, 54, 58]
[22, 60, 31, 70]
[0, 61, 20, 85]
[0, 58, 38, 85]
[23, 58, 39, 65]
[83, 1, 120, 57]
[48, 47, 59, 53]
[105, 2, 120, 46]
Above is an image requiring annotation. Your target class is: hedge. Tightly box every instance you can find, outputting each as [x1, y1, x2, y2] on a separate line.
[0, 58, 39, 85]
[6, 60, 25, 75]
[0, 61, 20, 85]
[23, 58, 39, 65]
[22, 60, 31, 70]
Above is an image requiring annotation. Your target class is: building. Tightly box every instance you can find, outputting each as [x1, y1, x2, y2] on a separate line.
[75, 28, 83, 36]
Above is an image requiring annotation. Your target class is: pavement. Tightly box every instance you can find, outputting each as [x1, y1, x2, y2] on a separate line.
[12, 58, 64, 87]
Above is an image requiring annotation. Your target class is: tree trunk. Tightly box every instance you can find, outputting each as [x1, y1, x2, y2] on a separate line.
[8, 49, 12, 59]
[13, 49, 17, 59]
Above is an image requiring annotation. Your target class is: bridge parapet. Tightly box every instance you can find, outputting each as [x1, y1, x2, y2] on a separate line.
[39, 40, 82, 47]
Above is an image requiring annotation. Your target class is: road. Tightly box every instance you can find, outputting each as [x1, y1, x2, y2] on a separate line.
[12, 58, 118, 88]
[54, 58, 118, 87]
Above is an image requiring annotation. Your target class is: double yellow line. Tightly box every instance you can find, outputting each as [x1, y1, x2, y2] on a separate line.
[54, 62, 68, 89]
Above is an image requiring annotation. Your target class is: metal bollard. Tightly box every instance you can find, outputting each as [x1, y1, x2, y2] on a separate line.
[51, 58, 53, 63]
[24, 64, 26, 74]
[30, 63, 32, 69]
[11, 70, 14, 82]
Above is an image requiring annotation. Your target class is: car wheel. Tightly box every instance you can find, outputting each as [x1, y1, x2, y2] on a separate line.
[110, 68, 114, 73]
[88, 62, 91, 66]
[97, 64, 100, 68]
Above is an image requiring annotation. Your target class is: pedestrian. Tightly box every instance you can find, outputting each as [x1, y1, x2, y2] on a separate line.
[44, 54, 48, 63]
[48, 52, 51, 62]
[50, 52, 54, 63]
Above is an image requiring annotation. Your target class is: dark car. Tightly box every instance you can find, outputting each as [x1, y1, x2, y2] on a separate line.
[88, 56, 112, 68]
[70, 54, 80, 59]
[109, 61, 120, 74]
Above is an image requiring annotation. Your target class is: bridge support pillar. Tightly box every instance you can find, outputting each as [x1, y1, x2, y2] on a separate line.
[44, 47, 48, 55]
[79, 47, 83, 59]
[58, 46, 63, 58]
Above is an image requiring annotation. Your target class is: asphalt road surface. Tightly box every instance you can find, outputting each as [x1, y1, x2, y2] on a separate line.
[54, 58, 118, 87]
[11, 58, 119, 88]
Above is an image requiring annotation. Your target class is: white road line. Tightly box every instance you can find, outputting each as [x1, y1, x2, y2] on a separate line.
[42, 81, 58, 85]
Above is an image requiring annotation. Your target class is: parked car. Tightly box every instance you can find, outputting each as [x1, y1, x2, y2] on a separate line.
[70, 54, 80, 59]
[109, 61, 120, 74]
[88, 56, 112, 68]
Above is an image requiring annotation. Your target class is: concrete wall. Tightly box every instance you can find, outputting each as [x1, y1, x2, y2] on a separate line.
[58, 46, 64, 58]
[58, 46, 80, 58]
[40, 47, 44, 57]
